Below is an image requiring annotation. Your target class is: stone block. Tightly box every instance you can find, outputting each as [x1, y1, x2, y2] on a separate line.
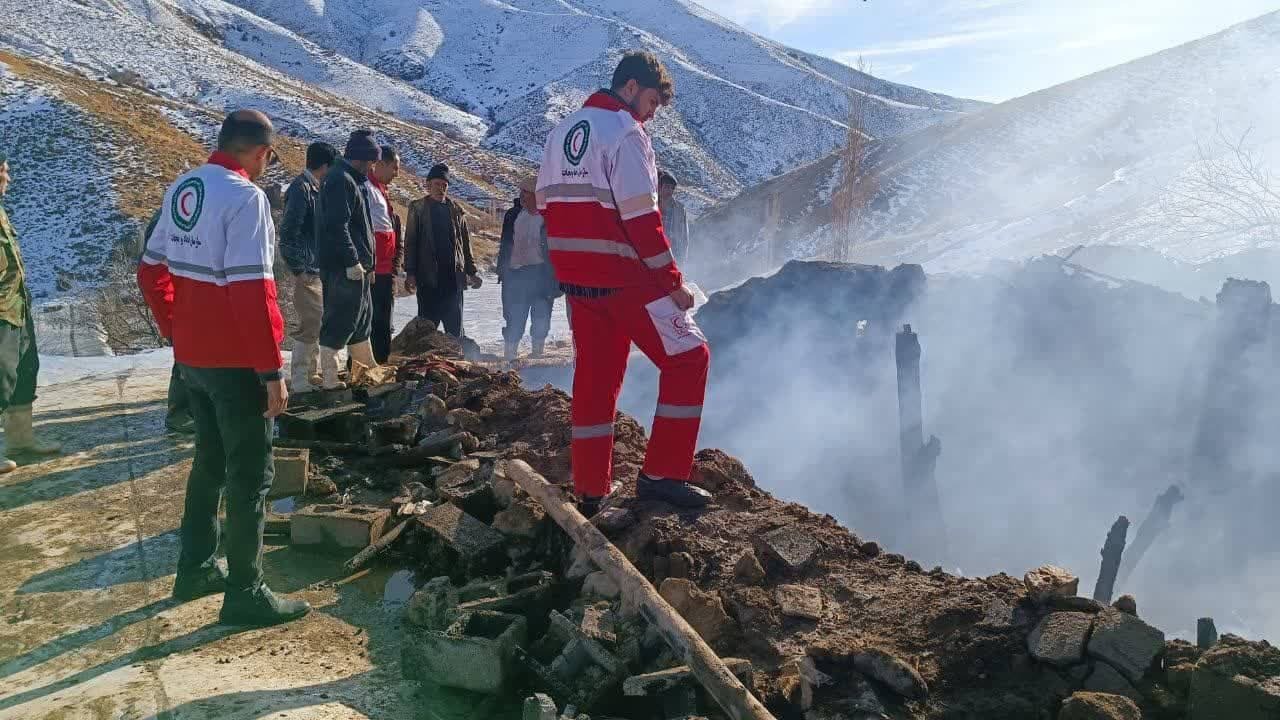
[659, 578, 733, 645]
[1058, 691, 1141, 720]
[1086, 608, 1165, 683]
[1084, 662, 1140, 701]
[775, 584, 823, 621]
[493, 498, 547, 539]
[1025, 565, 1079, 605]
[407, 576, 459, 631]
[415, 503, 507, 579]
[402, 610, 527, 694]
[758, 523, 819, 573]
[733, 550, 766, 585]
[436, 458, 497, 521]
[290, 504, 389, 550]
[523, 694, 557, 720]
[582, 571, 620, 600]
[459, 571, 556, 636]
[852, 648, 928, 701]
[1028, 612, 1092, 667]
[270, 447, 309, 498]
[592, 507, 636, 535]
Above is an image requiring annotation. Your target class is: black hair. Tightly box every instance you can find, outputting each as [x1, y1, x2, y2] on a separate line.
[305, 142, 338, 171]
[611, 51, 675, 104]
[216, 110, 273, 153]
[379, 145, 399, 163]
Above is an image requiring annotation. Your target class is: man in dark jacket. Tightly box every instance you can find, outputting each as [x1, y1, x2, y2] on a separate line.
[403, 164, 481, 337]
[279, 142, 337, 391]
[496, 176, 558, 361]
[316, 130, 380, 388]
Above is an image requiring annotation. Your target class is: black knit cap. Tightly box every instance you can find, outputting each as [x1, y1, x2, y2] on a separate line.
[344, 130, 381, 162]
[427, 163, 449, 182]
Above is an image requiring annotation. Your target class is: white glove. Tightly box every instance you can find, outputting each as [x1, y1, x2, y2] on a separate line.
[346, 264, 366, 281]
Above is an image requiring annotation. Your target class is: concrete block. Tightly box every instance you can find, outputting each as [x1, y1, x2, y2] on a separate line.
[270, 447, 309, 499]
[1027, 612, 1092, 667]
[459, 571, 555, 630]
[436, 458, 497, 521]
[358, 381, 411, 416]
[1024, 565, 1079, 605]
[407, 576, 459, 631]
[775, 584, 823, 621]
[759, 523, 819, 572]
[291, 504, 389, 550]
[277, 402, 367, 442]
[1087, 608, 1165, 683]
[415, 502, 506, 579]
[519, 610, 627, 711]
[402, 610, 527, 694]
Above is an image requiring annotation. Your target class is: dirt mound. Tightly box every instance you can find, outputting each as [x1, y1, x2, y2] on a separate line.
[391, 318, 482, 360]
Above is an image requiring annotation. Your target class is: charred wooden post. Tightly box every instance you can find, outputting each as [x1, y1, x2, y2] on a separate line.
[1092, 515, 1130, 603]
[895, 325, 945, 556]
[1118, 485, 1184, 585]
[1190, 279, 1271, 493]
[1197, 617, 1218, 649]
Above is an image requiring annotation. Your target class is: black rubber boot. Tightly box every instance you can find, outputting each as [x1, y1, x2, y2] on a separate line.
[172, 559, 228, 601]
[219, 583, 311, 627]
[637, 474, 712, 508]
[580, 496, 603, 518]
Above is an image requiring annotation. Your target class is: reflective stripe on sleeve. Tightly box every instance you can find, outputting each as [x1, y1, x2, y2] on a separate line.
[642, 250, 674, 269]
[540, 183, 617, 208]
[616, 192, 658, 220]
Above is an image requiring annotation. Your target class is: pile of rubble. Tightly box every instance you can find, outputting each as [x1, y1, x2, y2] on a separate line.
[268, 330, 1280, 720]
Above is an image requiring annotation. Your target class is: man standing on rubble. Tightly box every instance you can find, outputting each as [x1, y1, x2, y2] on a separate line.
[0, 152, 62, 470]
[316, 130, 382, 388]
[657, 171, 690, 267]
[537, 51, 712, 515]
[280, 141, 338, 392]
[138, 110, 310, 626]
[403, 164, 482, 337]
[367, 145, 403, 363]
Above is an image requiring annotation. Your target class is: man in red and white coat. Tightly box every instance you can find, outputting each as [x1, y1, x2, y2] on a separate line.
[537, 51, 712, 516]
[138, 110, 310, 627]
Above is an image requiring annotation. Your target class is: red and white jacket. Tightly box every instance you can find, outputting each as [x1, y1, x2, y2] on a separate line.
[536, 91, 682, 292]
[138, 152, 285, 380]
[366, 178, 398, 275]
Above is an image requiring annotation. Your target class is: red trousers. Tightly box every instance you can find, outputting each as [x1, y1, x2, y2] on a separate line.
[568, 287, 710, 497]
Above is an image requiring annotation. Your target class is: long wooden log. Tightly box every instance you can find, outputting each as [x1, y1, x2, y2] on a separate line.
[505, 460, 777, 720]
[1092, 515, 1129, 603]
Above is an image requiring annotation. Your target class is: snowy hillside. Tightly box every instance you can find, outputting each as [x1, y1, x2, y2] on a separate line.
[697, 12, 1280, 291]
[211, 0, 985, 201]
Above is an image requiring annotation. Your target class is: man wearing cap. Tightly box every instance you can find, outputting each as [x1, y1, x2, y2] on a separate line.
[0, 151, 62, 471]
[139, 110, 310, 626]
[316, 130, 381, 387]
[403, 163, 482, 337]
[657, 171, 690, 267]
[496, 176, 558, 361]
[537, 51, 712, 516]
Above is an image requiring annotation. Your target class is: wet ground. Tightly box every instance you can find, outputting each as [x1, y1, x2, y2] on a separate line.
[0, 366, 518, 719]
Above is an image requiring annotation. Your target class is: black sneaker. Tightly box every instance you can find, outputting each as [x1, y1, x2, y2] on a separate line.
[172, 559, 228, 601]
[218, 583, 311, 627]
[637, 474, 712, 508]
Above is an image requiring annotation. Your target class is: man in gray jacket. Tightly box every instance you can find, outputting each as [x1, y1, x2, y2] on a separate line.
[658, 170, 690, 266]
[279, 142, 337, 391]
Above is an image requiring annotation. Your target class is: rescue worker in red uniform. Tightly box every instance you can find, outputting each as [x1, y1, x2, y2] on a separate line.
[537, 51, 711, 516]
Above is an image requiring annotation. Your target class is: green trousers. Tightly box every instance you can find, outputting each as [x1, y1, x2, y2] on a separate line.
[176, 365, 274, 592]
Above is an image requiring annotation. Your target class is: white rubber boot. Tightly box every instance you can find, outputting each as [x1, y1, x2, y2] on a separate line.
[319, 346, 347, 390]
[4, 404, 62, 456]
[347, 340, 378, 370]
[289, 342, 318, 392]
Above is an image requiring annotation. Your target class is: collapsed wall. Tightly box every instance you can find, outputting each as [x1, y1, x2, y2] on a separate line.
[272, 318, 1280, 720]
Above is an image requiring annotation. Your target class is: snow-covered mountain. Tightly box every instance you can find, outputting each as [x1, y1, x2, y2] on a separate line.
[0, 0, 982, 297]
[697, 12, 1280, 292]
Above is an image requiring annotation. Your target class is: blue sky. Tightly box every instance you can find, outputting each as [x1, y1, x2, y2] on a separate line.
[695, 0, 1280, 102]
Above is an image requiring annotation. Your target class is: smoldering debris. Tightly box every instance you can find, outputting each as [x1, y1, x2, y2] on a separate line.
[262, 323, 1280, 719]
